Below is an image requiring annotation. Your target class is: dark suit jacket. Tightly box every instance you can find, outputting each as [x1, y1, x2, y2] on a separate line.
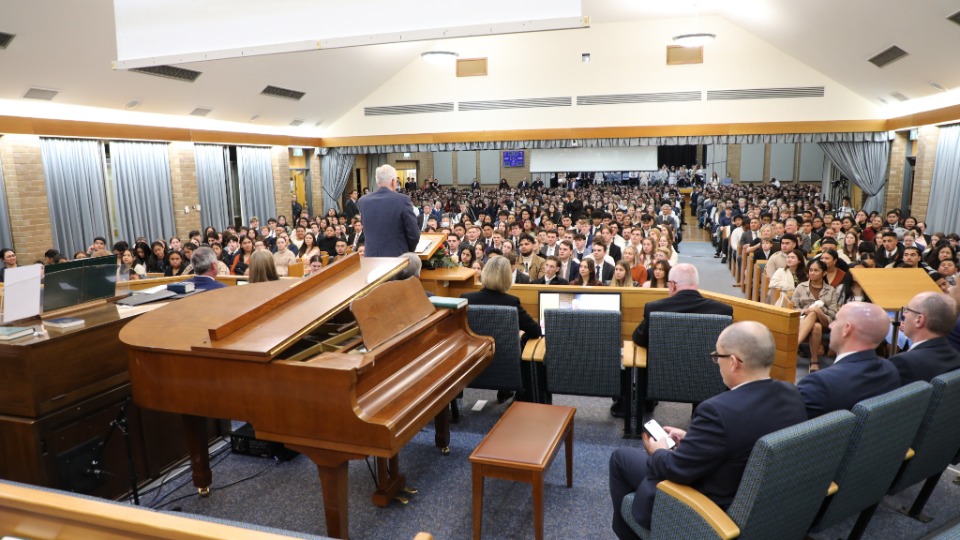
[950, 318, 960, 355]
[344, 198, 360, 221]
[533, 275, 569, 285]
[598, 261, 615, 284]
[347, 231, 364, 249]
[513, 271, 531, 285]
[356, 187, 420, 257]
[890, 337, 960, 385]
[876, 246, 905, 268]
[634, 379, 807, 528]
[796, 350, 901, 418]
[632, 289, 733, 347]
[559, 259, 580, 282]
[460, 288, 542, 339]
[607, 244, 622, 263]
[186, 275, 227, 291]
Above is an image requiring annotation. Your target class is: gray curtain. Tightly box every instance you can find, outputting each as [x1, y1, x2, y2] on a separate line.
[366, 153, 388, 192]
[818, 141, 890, 215]
[925, 124, 960, 233]
[0, 155, 13, 249]
[112, 141, 176, 245]
[337, 132, 890, 154]
[237, 146, 276, 224]
[320, 148, 355, 213]
[194, 144, 231, 230]
[40, 138, 110, 255]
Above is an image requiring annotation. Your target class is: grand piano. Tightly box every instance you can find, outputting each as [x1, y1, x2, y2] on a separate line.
[120, 254, 494, 539]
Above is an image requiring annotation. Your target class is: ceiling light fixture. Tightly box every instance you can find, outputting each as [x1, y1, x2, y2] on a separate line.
[672, 4, 715, 47]
[421, 50, 459, 64]
[929, 82, 948, 92]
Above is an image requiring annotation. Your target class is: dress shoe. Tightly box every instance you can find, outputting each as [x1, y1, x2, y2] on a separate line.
[610, 400, 625, 419]
[713, 253, 722, 258]
[496, 390, 515, 404]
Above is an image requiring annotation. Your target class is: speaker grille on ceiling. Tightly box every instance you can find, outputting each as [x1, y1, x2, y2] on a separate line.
[190, 107, 212, 117]
[261, 85, 305, 100]
[578, 91, 701, 106]
[948, 10, 960, 25]
[868, 46, 908, 68]
[289, 119, 304, 127]
[707, 87, 824, 101]
[23, 87, 59, 100]
[365, 103, 454, 116]
[0, 32, 15, 49]
[459, 97, 571, 112]
[890, 91, 910, 102]
[130, 65, 202, 82]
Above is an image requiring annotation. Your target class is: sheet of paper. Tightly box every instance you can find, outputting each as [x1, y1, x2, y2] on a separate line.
[1, 265, 43, 324]
[415, 238, 432, 254]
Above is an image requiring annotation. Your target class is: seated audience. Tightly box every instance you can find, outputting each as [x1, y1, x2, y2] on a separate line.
[609, 321, 807, 537]
[890, 291, 960, 384]
[248, 250, 279, 283]
[0, 248, 18, 282]
[570, 257, 603, 286]
[796, 302, 901, 419]
[641, 260, 671, 288]
[185, 247, 227, 291]
[533, 256, 568, 285]
[611, 261, 636, 287]
[768, 249, 806, 307]
[792, 259, 841, 372]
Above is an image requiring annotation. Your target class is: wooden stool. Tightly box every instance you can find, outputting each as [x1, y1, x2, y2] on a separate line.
[469, 402, 575, 540]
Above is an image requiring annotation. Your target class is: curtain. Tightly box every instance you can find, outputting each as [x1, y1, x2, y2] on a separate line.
[818, 141, 890, 215]
[40, 138, 110, 255]
[366, 153, 388, 192]
[236, 146, 276, 224]
[194, 144, 231, 230]
[320, 148, 355, 213]
[112, 141, 176, 245]
[925, 124, 960, 233]
[336, 132, 890, 155]
[820, 161, 843, 209]
[0, 155, 13, 249]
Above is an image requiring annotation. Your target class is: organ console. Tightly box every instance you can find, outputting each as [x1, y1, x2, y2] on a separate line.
[120, 254, 494, 539]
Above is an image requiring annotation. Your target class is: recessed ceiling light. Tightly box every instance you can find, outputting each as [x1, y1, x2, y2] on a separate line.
[23, 87, 59, 100]
[123, 99, 142, 111]
[248, 114, 260, 122]
[190, 107, 212, 117]
[289, 119, 304, 127]
[672, 33, 716, 47]
[421, 50, 459, 64]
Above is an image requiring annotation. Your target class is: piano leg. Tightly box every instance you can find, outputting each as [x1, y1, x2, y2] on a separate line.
[288, 446, 352, 540]
[182, 414, 212, 495]
[434, 408, 451, 455]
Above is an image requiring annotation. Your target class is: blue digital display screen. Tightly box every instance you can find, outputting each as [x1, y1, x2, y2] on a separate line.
[503, 150, 524, 167]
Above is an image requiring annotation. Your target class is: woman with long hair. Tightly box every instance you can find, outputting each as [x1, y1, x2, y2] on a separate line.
[570, 257, 603, 286]
[0, 248, 18, 282]
[611, 260, 636, 287]
[642, 260, 671, 288]
[621, 245, 648, 285]
[792, 259, 841, 372]
[637, 237, 656, 268]
[248, 250, 280, 283]
[146, 241, 166, 273]
[657, 235, 678, 266]
[163, 251, 187, 277]
[842, 231, 860, 262]
[458, 246, 475, 269]
[819, 248, 849, 295]
[120, 249, 142, 279]
[231, 236, 255, 275]
[768, 250, 807, 307]
[298, 232, 321, 260]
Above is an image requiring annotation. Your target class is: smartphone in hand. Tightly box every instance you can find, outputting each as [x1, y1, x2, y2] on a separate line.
[643, 419, 676, 449]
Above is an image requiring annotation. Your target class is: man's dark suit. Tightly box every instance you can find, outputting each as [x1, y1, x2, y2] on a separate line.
[607, 243, 622, 263]
[344, 198, 360, 221]
[890, 337, 960, 385]
[796, 350, 901, 419]
[876, 246, 905, 268]
[460, 288, 542, 339]
[186, 275, 227, 291]
[950, 318, 960, 355]
[347, 231, 364, 250]
[356, 187, 420, 257]
[559, 259, 579, 282]
[632, 290, 733, 347]
[533, 275, 568, 285]
[513, 270, 531, 285]
[597, 260, 615, 284]
[470, 180, 481, 190]
[610, 379, 807, 535]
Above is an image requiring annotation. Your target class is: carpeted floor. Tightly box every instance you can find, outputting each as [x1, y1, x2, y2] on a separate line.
[139, 240, 960, 539]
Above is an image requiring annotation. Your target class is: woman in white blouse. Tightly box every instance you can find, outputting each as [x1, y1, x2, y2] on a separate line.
[767, 250, 806, 307]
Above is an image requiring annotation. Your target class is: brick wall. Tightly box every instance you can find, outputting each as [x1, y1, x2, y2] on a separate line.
[271, 146, 290, 220]
[500, 150, 532, 187]
[884, 132, 908, 212]
[168, 142, 201, 237]
[911, 126, 940, 221]
[727, 144, 742, 182]
[0, 134, 53, 262]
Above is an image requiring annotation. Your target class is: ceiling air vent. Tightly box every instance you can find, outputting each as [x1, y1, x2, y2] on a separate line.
[190, 107, 212, 117]
[365, 103, 454, 116]
[868, 46, 908, 68]
[0, 32, 15, 49]
[948, 10, 960, 26]
[130, 65, 202, 82]
[289, 119, 304, 127]
[23, 87, 59, 100]
[707, 87, 824, 101]
[890, 91, 910, 102]
[261, 85, 305, 100]
[578, 91, 701, 106]
[459, 97, 571, 112]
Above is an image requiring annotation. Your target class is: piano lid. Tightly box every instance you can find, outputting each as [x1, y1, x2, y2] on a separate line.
[119, 255, 407, 362]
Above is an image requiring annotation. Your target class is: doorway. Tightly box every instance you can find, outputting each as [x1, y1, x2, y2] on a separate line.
[395, 160, 418, 187]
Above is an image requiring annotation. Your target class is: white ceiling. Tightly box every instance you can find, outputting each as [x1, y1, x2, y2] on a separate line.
[1, 0, 959, 136]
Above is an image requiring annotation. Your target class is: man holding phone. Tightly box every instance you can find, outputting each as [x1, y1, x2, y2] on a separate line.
[609, 322, 807, 538]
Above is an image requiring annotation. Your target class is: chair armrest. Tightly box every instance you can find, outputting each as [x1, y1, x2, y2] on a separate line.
[654, 481, 741, 540]
[905, 448, 915, 461]
[522, 337, 546, 362]
[414, 533, 434, 540]
[622, 341, 647, 368]
[827, 482, 839, 496]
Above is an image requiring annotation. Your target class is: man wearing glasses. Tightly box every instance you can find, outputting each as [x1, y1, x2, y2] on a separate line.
[890, 292, 960, 385]
[796, 302, 900, 419]
[609, 322, 807, 537]
[357, 164, 421, 257]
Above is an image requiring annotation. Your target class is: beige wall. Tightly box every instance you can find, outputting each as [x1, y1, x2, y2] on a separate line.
[0, 135, 52, 262]
[910, 126, 940, 221]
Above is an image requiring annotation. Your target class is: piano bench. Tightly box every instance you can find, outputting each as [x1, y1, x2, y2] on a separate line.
[469, 401, 576, 540]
